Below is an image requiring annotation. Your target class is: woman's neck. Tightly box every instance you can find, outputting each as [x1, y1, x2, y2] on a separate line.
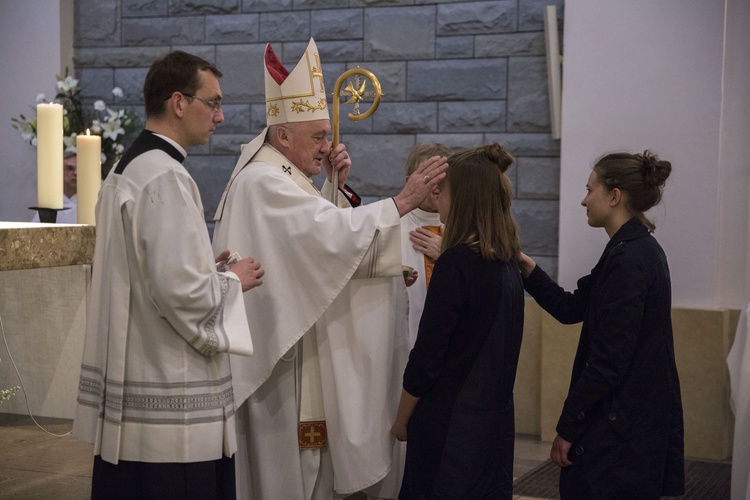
[605, 210, 633, 238]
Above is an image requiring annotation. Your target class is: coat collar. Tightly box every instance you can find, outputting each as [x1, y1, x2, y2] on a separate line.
[606, 217, 649, 250]
[590, 217, 649, 274]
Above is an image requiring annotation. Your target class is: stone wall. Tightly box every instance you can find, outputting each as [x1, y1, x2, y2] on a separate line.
[74, 0, 563, 273]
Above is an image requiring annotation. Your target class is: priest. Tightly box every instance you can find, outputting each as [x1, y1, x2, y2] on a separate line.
[212, 38, 447, 499]
[31, 153, 78, 224]
[73, 51, 265, 499]
[400, 143, 452, 349]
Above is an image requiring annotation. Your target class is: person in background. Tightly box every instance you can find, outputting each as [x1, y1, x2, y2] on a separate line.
[73, 50, 264, 500]
[517, 151, 684, 499]
[366, 143, 452, 499]
[400, 143, 452, 349]
[31, 152, 77, 223]
[392, 143, 525, 499]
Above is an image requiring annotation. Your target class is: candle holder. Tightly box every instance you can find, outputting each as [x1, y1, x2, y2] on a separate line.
[29, 207, 70, 224]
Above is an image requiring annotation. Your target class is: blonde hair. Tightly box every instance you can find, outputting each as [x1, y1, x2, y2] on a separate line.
[441, 143, 520, 261]
[405, 143, 452, 176]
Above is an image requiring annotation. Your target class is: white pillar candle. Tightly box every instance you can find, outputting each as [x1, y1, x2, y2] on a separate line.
[36, 103, 64, 209]
[76, 131, 101, 225]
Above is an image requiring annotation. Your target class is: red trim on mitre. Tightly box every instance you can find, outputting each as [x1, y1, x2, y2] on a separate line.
[265, 44, 289, 85]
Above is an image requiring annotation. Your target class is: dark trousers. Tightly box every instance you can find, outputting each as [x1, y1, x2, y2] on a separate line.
[91, 454, 235, 500]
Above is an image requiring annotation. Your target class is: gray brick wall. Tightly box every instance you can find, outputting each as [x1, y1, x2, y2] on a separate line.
[74, 0, 563, 273]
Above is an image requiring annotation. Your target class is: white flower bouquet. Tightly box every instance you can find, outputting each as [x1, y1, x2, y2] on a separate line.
[11, 68, 139, 176]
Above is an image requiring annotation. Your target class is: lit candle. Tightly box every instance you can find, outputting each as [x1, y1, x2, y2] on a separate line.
[36, 103, 64, 209]
[76, 130, 101, 225]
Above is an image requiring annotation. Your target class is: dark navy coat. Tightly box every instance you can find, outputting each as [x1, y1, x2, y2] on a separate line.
[524, 218, 685, 500]
[400, 244, 524, 499]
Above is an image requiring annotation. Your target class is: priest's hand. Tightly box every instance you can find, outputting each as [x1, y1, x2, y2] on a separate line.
[404, 269, 418, 287]
[230, 257, 265, 292]
[324, 143, 351, 189]
[550, 434, 573, 467]
[215, 250, 232, 265]
[392, 156, 448, 217]
[410, 226, 443, 260]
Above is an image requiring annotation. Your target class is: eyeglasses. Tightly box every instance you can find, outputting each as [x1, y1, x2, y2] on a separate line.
[181, 93, 222, 112]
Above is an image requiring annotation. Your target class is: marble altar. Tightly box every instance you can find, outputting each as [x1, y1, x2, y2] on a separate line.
[0, 222, 94, 419]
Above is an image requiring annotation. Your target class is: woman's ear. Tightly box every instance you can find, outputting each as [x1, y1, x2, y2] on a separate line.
[610, 187, 623, 207]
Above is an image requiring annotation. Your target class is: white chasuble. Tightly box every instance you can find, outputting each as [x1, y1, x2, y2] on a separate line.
[213, 138, 409, 497]
[73, 136, 253, 465]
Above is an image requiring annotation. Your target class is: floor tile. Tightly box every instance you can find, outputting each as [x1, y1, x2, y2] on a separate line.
[0, 414, 551, 499]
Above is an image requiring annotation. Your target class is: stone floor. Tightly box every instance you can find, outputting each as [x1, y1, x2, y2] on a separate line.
[0, 412, 551, 499]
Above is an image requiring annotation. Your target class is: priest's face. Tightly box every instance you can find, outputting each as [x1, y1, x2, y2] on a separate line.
[183, 70, 224, 147]
[283, 119, 332, 178]
[419, 186, 439, 212]
[436, 179, 451, 223]
[63, 155, 77, 197]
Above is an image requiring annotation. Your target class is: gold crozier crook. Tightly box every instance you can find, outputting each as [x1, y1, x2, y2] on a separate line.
[329, 67, 382, 204]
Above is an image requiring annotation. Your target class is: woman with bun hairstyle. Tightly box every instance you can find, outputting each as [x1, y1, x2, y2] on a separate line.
[391, 144, 525, 499]
[518, 151, 685, 499]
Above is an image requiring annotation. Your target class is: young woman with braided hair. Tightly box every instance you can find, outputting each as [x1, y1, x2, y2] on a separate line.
[518, 151, 685, 499]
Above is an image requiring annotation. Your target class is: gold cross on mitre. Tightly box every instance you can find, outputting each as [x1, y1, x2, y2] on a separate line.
[311, 52, 325, 93]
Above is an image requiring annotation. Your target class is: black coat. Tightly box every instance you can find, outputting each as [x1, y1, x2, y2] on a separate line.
[524, 218, 685, 500]
[400, 244, 524, 499]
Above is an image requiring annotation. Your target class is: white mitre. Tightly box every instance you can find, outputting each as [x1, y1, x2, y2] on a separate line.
[214, 38, 330, 221]
[265, 38, 329, 126]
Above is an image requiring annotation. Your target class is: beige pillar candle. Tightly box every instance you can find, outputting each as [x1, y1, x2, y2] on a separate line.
[36, 103, 64, 209]
[76, 130, 101, 225]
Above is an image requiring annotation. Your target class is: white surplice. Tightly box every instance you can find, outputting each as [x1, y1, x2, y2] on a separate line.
[212, 134, 409, 498]
[400, 208, 442, 349]
[728, 302, 750, 500]
[73, 133, 253, 465]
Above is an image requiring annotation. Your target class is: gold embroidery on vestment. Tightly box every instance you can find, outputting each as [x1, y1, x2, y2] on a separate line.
[299, 420, 327, 449]
[290, 98, 328, 114]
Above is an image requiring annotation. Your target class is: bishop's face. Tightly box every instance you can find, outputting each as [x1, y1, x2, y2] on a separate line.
[283, 119, 332, 178]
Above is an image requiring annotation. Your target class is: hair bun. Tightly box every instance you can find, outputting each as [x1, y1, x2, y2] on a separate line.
[483, 143, 514, 173]
[640, 150, 671, 187]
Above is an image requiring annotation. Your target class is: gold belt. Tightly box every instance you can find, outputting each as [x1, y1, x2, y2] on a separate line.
[299, 420, 327, 449]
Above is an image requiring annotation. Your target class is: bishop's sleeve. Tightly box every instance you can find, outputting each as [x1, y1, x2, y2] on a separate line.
[132, 168, 253, 356]
[320, 178, 402, 280]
